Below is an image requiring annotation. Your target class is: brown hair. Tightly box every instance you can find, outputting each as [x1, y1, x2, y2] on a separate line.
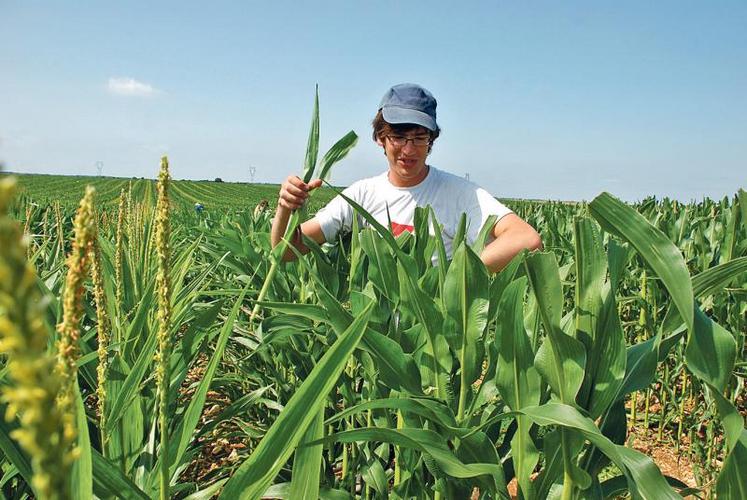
[371, 110, 441, 147]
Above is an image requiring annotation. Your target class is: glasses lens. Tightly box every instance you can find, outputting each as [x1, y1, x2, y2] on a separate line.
[388, 135, 430, 146]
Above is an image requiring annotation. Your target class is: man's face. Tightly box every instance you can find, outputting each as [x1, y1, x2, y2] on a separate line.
[377, 126, 432, 187]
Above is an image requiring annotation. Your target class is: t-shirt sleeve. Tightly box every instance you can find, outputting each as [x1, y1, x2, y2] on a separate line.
[313, 188, 356, 242]
[468, 188, 514, 242]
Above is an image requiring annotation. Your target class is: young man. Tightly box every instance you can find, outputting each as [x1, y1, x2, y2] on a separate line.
[271, 83, 542, 272]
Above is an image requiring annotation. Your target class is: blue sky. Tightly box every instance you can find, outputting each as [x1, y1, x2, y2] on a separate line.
[2, 1, 745, 202]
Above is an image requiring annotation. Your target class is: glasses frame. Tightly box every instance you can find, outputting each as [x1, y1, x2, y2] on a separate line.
[385, 134, 432, 147]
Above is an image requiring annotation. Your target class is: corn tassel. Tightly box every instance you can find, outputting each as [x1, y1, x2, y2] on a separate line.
[90, 201, 111, 450]
[153, 157, 173, 500]
[56, 186, 96, 455]
[0, 178, 76, 500]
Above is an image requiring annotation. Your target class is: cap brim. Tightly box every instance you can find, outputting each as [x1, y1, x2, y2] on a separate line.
[382, 106, 438, 131]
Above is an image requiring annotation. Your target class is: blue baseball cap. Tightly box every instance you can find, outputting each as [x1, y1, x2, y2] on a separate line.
[378, 83, 438, 131]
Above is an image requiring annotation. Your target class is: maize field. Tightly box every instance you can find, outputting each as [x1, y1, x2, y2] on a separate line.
[0, 96, 745, 499]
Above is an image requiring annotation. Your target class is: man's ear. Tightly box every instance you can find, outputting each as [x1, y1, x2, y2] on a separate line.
[375, 136, 385, 147]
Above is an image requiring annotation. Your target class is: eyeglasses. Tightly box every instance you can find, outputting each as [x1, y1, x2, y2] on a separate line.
[385, 135, 431, 147]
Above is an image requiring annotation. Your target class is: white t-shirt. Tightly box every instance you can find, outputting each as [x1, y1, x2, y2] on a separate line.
[314, 166, 513, 258]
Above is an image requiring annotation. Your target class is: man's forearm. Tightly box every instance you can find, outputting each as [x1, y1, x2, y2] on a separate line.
[480, 227, 542, 273]
[270, 205, 306, 261]
[271, 204, 292, 248]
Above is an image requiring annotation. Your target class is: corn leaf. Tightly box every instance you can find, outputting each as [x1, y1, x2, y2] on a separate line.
[359, 228, 399, 303]
[600, 475, 696, 499]
[524, 252, 586, 403]
[182, 479, 229, 500]
[519, 403, 680, 499]
[348, 211, 363, 290]
[487, 251, 523, 320]
[590, 193, 693, 328]
[712, 391, 747, 498]
[316, 131, 358, 183]
[573, 217, 626, 419]
[316, 427, 509, 498]
[361, 455, 388, 495]
[288, 409, 324, 499]
[0, 416, 33, 492]
[72, 383, 93, 500]
[452, 213, 467, 252]
[661, 256, 747, 334]
[91, 449, 149, 500]
[256, 301, 329, 324]
[580, 399, 628, 481]
[444, 242, 489, 388]
[302, 85, 320, 183]
[572, 217, 606, 398]
[398, 260, 450, 399]
[614, 331, 684, 402]
[325, 397, 462, 437]
[494, 276, 540, 498]
[262, 482, 351, 499]
[471, 214, 498, 255]
[412, 206, 432, 274]
[121, 282, 155, 359]
[104, 355, 145, 474]
[688, 308, 738, 391]
[586, 284, 626, 419]
[430, 207, 449, 285]
[530, 428, 564, 499]
[722, 194, 741, 262]
[455, 430, 509, 494]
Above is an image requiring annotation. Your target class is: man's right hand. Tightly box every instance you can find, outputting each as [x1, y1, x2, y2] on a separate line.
[271, 175, 327, 261]
[278, 175, 323, 211]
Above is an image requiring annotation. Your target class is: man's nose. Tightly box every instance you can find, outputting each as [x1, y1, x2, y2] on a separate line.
[402, 141, 418, 154]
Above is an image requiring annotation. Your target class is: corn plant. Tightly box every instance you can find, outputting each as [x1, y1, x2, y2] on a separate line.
[249, 85, 358, 323]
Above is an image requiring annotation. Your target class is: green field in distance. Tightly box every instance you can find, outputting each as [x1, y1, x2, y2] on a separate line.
[1, 172, 339, 213]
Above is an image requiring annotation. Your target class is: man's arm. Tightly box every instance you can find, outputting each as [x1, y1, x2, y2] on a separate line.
[480, 214, 542, 273]
[271, 175, 327, 262]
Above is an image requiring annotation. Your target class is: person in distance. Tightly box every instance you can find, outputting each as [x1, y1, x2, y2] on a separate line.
[271, 83, 542, 273]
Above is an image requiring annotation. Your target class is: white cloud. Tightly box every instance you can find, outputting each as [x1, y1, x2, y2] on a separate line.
[107, 77, 159, 97]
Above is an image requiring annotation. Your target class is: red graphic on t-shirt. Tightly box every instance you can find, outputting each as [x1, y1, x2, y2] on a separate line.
[390, 221, 414, 236]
